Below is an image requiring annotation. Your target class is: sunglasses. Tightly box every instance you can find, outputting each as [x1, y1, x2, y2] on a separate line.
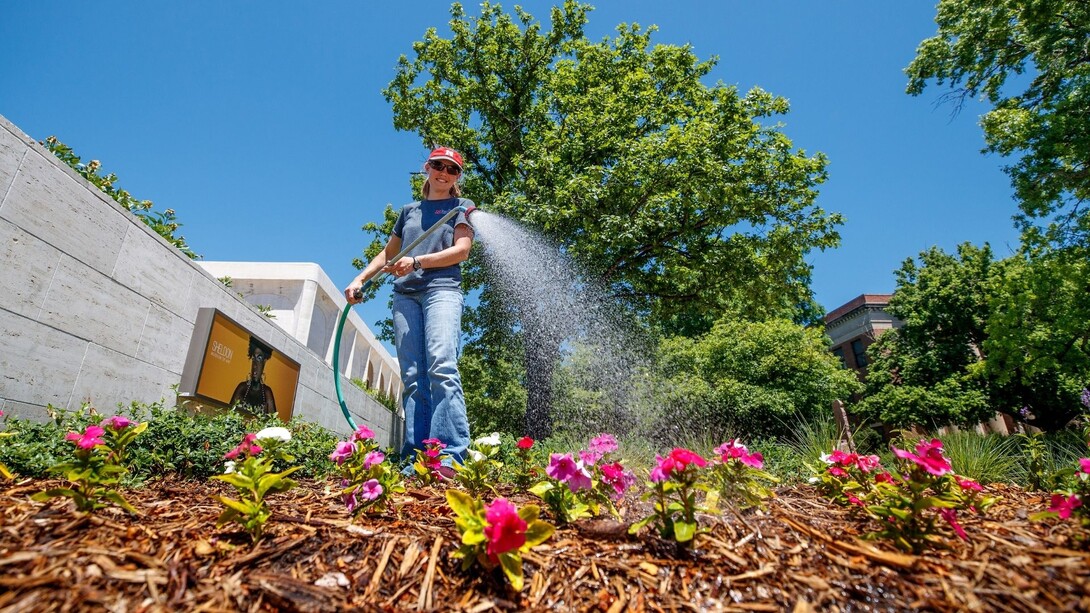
[427, 159, 462, 175]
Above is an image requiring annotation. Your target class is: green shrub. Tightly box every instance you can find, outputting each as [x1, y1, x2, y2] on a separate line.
[0, 401, 340, 483]
[934, 430, 1022, 485]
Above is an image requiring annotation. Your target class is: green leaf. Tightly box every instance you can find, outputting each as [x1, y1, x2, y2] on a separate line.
[522, 520, 555, 549]
[446, 489, 478, 519]
[674, 520, 697, 543]
[528, 482, 553, 498]
[498, 551, 524, 591]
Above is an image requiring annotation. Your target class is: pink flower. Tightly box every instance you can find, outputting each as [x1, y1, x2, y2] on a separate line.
[516, 436, 534, 450]
[65, 425, 106, 450]
[856, 455, 882, 473]
[649, 455, 669, 483]
[579, 450, 602, 466]
[101, 415, 133, 430]
[667, 448, 706, 470]
[956, 477, 983, 492]
[422, 438, 445, 448]
[715, 440, 749, 461]
[892, 438, 952, 476]
[828, 466, 849, 478]
[352, 425, 376, 442]
[363, 451, 385, 469]
[600, 461, 634, 499]
[360, 479, 383, 501]
[224, 433, 262, 460]
[1079, 458, 1090, 475]
[329, 441, 355, 465]
[846, 493, 864, 507]
[588, 433, 618, 455]
[343, 490, 358, 513]
[874, 471, 896, 484]
[940, 508, 968, 541]
[739, 451, 764, 469]
[1050, 493, 1082, 519]
[483, 498, 527, 557]
[546, 453, 579, 481]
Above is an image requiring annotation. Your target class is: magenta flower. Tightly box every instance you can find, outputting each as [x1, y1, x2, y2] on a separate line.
[874, 471, 896, 484]
[65, 425, 106, 450]
[101, 415, 133, 430]
[363, 450, 385, 469]
[856, 455, 881, 473]
[224, 433, 262, 460]
[892, 438, 952, 476]
[828, 466, 849, 478]
[352, 425, 376, 442]
[1049, 493, 1082, 519]
[956, 477, 983, 492]
[739, 450, 764, 469]
[940, 508, 968, 541]
[588, 433, 618, 455]
[483, 498, 527, 557]
[360, 479, 383, 501]
[516, 436, 534, 450]
[715, 439, 749, 461]
[343, 489, 359, 513]
[1079, 458, 1090, 476]
[579, 450, 601, 466]
[546, 453, 579, 481]
[667, 447, 707, 470]
[600, 461, 634, 499]
[422, 438, 445, 449]
[329, 441, 355, 465]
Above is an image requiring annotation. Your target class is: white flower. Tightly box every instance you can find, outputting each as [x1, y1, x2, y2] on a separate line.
[808, 476, 819, 484]
[819, 453, 833, 464]
[256, 426, 292, 442]
[474, 432, 501, 448]
[467, 448, 486, 463]
[224, 461, 237, 474]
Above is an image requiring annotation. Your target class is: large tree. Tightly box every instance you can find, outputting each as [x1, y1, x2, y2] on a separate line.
[370, 1, 843, 437]
[855, 245, 997, 430]
[857, 243, 1089, 432]
[905, 0, 1090, 250]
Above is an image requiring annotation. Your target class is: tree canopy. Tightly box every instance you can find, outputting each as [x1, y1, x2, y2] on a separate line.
[364, 1, 844, 436]
[905, 0, 1090, 250]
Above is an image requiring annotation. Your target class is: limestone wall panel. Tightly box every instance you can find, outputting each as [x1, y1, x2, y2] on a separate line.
[0, 219, 62, 320]
[1, 148, 128, 276]
[38, 255, 149, 353]
[0, 309, 86, 408]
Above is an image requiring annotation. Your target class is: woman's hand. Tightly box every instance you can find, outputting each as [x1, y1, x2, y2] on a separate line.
[344, 282, 364, 304]
[383, 257, 415, 278]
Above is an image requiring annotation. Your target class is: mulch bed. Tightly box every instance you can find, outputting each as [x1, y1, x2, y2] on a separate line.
[1, 477, 1087, 612]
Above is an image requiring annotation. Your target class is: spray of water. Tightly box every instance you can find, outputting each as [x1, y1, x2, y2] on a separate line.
[469, 210, 658, 441]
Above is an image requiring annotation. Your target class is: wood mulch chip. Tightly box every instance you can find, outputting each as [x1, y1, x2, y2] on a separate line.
[1, 478, 1087, 612]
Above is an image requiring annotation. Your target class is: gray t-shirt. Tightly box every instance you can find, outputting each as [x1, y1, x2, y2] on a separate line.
[391, 197, 474, 294]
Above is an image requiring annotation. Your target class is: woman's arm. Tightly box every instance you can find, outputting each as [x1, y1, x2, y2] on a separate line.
[344, 235, 402, 303]
[412, 225, 474, 271]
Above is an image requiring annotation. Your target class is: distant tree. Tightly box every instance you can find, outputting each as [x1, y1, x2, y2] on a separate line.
[906, 0, 1090, 250]
[369, 1, 843, 438]
[983, 250, 1090, 431]
[857, 243, 1089, 432]
[854, 244, 996, 430]
[654, 318, 861, 442]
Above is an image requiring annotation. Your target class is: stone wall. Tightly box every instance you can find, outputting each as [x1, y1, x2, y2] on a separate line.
[0, 114, 401, 446]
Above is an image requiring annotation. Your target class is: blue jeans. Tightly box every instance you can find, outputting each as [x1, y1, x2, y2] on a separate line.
[392, 289, 469, 465]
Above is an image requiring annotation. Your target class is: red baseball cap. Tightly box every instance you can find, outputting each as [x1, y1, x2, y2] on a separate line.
[428, 147, 463, 169]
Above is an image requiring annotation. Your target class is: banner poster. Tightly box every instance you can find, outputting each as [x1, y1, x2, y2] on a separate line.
[180, 308, 300, 422]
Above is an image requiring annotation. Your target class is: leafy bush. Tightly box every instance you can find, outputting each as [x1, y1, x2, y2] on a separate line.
[0, 402, 340, 482]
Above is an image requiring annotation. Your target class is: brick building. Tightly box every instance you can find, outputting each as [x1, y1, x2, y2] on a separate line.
[824, 294, 900, 377]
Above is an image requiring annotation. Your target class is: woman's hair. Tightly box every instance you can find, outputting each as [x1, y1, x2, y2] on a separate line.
[248, 337, 273, 360]
[421, 174, 462, 199]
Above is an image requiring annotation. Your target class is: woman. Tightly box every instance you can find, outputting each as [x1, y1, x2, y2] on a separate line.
[345, 147, 474, 472]
[230, 337, 278, 417]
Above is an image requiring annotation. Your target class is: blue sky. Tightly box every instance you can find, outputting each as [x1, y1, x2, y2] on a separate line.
[1, 2, 1021, 341]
